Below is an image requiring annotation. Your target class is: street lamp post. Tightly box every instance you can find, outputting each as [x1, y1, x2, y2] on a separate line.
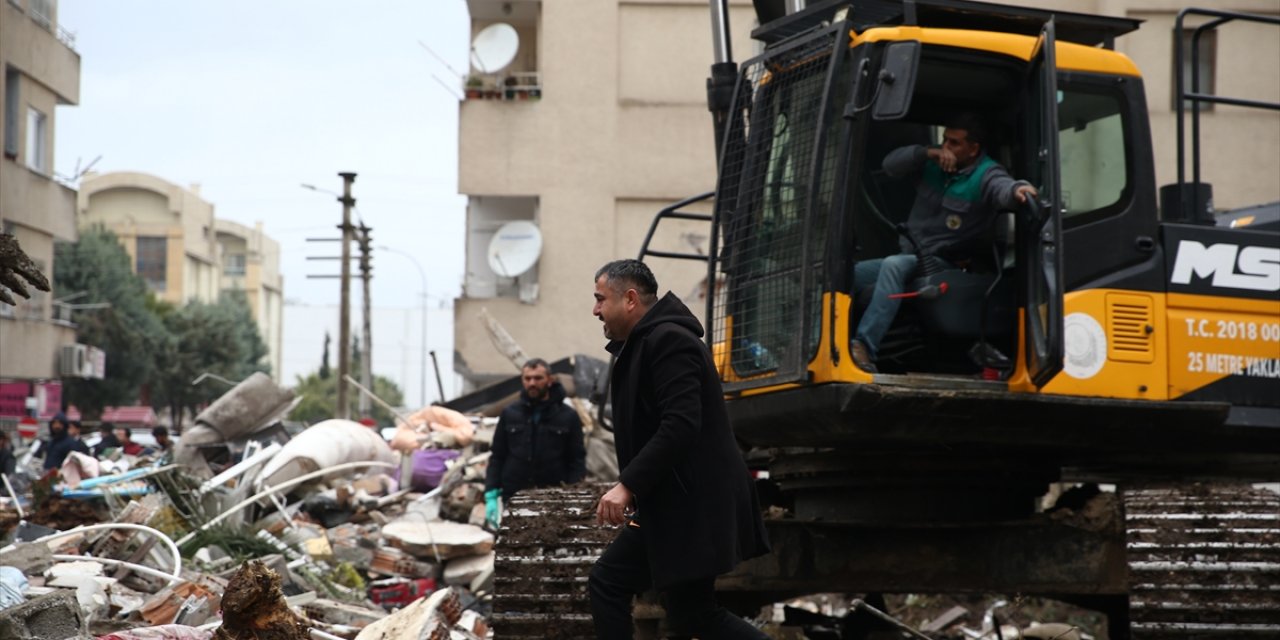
[379, 246, 429, 408]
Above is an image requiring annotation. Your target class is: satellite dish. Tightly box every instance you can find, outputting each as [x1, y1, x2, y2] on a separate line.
[488, 221, 542, 278]
[470, 23, 519, 73]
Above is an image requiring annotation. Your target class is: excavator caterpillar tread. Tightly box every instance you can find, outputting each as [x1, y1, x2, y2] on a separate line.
[1125, 483, 1280, 639]
[491, 485, 614, 639]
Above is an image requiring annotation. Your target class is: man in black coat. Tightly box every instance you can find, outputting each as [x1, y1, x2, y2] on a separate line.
[39, 412, 86, 471]
[484, 358, 587, 526]
[589, 259, 770, 639]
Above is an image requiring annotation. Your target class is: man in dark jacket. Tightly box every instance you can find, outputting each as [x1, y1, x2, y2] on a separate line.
[851, 112, 1037, 373]
[589, 259, 770, 639]
[39, 413, 82, 471]
[484, 358, 587, 527]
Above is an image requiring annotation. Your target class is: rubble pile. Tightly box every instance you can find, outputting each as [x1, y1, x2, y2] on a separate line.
[0, 370, 617, 640]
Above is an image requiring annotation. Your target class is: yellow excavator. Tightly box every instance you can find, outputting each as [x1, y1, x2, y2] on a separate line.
[492, 1, 1279, 638]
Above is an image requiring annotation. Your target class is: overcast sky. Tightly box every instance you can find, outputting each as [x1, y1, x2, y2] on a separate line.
[54, 1, 473, 403]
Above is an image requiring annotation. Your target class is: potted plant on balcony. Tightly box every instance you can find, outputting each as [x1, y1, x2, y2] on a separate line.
[465, 75, 483, 99]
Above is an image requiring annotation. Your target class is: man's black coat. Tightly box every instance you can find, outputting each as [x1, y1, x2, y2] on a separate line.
[485, 381, 587, 499]
[606, 292, 770, 588]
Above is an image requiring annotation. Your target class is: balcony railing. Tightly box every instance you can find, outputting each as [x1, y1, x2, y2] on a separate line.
[24, 0, 77, 52]
[464, 72, 541, 101]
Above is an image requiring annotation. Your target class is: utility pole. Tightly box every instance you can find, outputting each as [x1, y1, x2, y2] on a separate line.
[357, 223, 374, 418]
[336, 172, 357, 419]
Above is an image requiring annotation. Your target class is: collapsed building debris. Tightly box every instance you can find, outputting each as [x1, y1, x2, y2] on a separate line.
[0, 358, 621, 639]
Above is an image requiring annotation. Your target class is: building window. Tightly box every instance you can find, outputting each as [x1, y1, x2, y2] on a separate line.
[26, 107, 48, 172]
[1173, 29, 1216, 112]
[4, 69, 18, 159]
[136, 236, 168, 292]
[224, 253, 246, 276]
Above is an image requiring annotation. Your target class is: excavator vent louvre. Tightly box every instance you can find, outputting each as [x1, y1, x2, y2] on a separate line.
[1106, 293, 1154, 363]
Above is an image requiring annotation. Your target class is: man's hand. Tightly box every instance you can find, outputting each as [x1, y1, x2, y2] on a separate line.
[927, 147, 958, 173]
[596, 482, 635, 526]
[1015, 184, 1039, 204]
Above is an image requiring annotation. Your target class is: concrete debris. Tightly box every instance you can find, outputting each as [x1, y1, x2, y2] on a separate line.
[381, 519, 494, 561]
[0, 370, 620, 640]
[0, 590, 86, 640]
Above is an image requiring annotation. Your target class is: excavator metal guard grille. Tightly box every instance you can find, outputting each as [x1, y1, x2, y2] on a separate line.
[712, 26, 846, 389]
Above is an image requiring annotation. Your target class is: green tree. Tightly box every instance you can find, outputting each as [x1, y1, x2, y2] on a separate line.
[290, 371, 404, 426]
[148, 292, 269, 427]
[53, 227, 164, 418]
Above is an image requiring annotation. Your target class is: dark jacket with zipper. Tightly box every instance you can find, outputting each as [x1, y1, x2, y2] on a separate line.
[485, 381, 586, 500]
[884, 144, 1030, 263]
[606, 292, 770, 588]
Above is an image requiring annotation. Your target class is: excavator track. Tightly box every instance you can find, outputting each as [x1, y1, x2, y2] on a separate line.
[490, 485, 613, 639]
[1124, 483, 1280, 639]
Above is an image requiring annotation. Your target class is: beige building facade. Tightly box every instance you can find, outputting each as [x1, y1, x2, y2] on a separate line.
[78, 171, 221, 306]
[78, 172, 284, 377]
[215, 219, 284, 378]
[453, 0, 1279, 388]
[0, 0, 80, 388]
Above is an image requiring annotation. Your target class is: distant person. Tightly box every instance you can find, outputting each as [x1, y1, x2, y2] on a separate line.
[152, 426, 174, 452]
[39, 414, 85, 471]
[0, 431, 15, 476]
[484, 358, 587, 529]
[66, 421, 91, 457]
[93, 422, 121, 457]
[116, 427, 144, 456]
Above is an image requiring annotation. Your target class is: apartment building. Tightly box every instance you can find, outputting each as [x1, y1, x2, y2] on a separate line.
[215, 219, 284, 378]
[78, 171, 284, 377]
[454, 0, 757, 388]
[78, 171, 221, 306]
[0, 0, 81, 418]
[452, 0, 1278, 389]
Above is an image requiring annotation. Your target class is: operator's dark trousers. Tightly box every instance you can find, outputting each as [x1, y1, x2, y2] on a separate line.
[588, 524, 768, 639]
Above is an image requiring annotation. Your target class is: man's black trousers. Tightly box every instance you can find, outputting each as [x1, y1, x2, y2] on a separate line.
[587, 524, 768, 639]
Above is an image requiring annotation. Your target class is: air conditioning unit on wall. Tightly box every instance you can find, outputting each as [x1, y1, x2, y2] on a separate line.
[58, 344, 88, 378]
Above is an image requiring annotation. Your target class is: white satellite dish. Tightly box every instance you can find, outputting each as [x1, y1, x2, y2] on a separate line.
[470, 23, 519, 73]
[488, 221, 542, 278]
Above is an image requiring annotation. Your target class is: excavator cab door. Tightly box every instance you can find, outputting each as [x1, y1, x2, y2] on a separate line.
[1021, 20, 1066, 387]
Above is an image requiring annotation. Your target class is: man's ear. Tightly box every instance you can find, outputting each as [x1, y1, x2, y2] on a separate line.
[623, 288, 638, 309]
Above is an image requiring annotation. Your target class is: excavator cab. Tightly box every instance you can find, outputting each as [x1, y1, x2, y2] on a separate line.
[709, 6, 1067, 391]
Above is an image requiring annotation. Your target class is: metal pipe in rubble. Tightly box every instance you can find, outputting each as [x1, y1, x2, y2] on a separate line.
[175, 460, 397, 547]
[1, 473, 22, 519]
[707, 0, 738, 164]
[7, 523, 183, 579]
[51, 554, 185, 585]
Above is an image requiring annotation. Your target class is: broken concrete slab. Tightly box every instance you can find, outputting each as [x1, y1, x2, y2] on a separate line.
[381, 519, 493, 561]
[0, 541, 54, 574]
[442, 552, 494, 588]
[0, 590, 86, 640]
[301, 598, 387, 628]
[353, 587, 462, 640]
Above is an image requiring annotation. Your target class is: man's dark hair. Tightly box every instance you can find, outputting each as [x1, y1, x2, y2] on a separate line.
[595, 259, 659, 304]
[152, 425, 169, 438]
[946, 112, 987, 148]
[522, 358, 550, 373]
